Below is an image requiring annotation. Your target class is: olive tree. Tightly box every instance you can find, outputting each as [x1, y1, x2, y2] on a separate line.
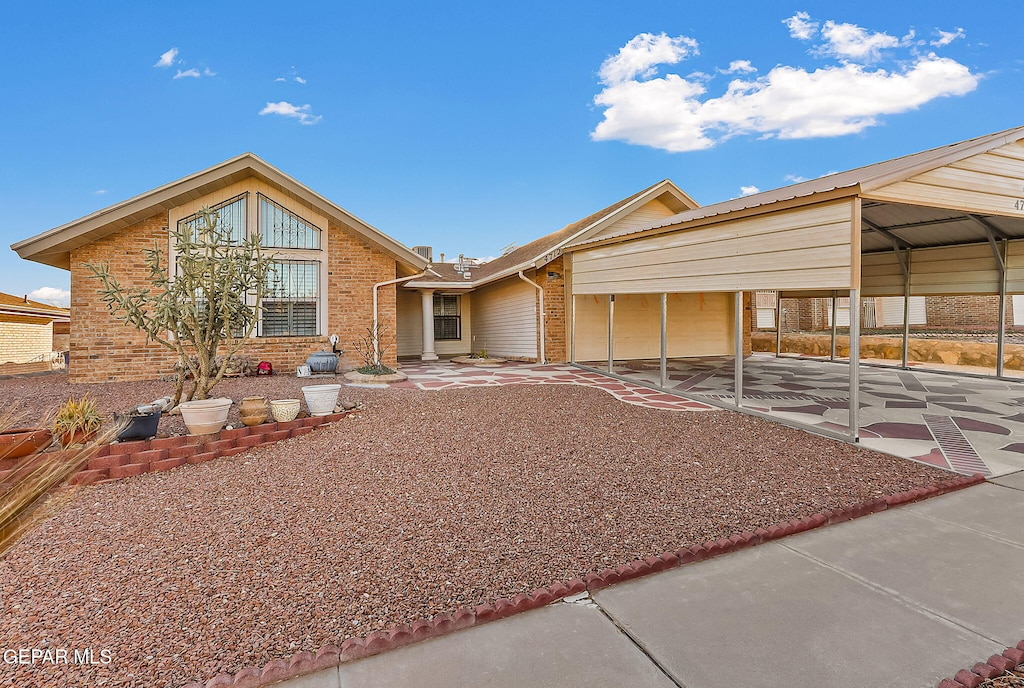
[86, 207, 275, 406]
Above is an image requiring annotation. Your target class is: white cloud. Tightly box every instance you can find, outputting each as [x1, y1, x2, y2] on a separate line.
[592, 18, 981, 153]
[783, 174, 808, 183]
[818, 20, 901, 62]
[29, 287, 70, 307]
[93, 189, 108, 195]
[722, 59, 756, 74]
[294, 76, 307, 84]
[204, 67, 217, 77]
[932, 27, 965, 47]
[599, 32, 699, 85]
[173, 68, 201, 79]
[740, 185, 760, 196]
[784, 12, 818, 40]
[259, 101, 322, 125]
[154, 47, 178, 68]
[274, 77, 286, 82]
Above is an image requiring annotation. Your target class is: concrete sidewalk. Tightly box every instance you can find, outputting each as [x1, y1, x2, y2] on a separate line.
[284, 473, 1024, 688]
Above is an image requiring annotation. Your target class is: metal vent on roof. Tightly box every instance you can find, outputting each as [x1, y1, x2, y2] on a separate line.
[412, 245, 433, 261]
[501, 243, 518, 256]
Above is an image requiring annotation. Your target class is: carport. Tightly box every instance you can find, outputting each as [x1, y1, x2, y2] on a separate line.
[563, 125, 1024, 468]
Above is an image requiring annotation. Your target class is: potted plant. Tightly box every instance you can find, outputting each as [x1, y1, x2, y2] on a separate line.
[114, 403, 162, 441]
[0, 427, 53, 460]
[53, 395, 104, 447]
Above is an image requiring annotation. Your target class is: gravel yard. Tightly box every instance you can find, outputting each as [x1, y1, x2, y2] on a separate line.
[0, 375, 951, 688]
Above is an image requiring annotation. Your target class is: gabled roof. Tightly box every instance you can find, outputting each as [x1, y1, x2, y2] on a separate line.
[406, 179, 697, 289]
[570, 124, 1024, 249]
[12, 153, 429, 272]
[0, 291, 70, 320]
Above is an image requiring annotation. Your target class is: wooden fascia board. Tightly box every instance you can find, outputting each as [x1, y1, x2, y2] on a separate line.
[564, 180, 692, 248]
[563, 187, 861, 253]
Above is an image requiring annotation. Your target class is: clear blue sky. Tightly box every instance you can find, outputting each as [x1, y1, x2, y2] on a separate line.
[2, 1, 1022, 305]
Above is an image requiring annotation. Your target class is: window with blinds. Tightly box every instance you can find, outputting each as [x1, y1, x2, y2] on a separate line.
[433, 294, 461, 340]
[260, 260, 320, 336]
[178, 194, 246, 244]
[258, 194, 321, 249]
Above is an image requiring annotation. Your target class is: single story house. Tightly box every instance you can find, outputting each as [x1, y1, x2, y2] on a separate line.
[0, 291, 70, 367]
[12, 125, 1024, 444]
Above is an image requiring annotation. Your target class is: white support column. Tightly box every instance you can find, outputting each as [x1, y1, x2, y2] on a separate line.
[848, 288, 861, 442]
[607, 294, 615, 374]
[997, 240, 1008, 377]
[775, 292, 782, 358]
[902, 254, 911, 369]
[420, 289, 438, 361]
[660, 293, 668, 388]
[570, 295, 577, 364]
[735, 291, 743, 408]
[830, 292, 838, 361]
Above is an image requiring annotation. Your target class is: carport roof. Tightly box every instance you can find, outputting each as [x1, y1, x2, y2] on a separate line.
[568, 124, 1024, 251]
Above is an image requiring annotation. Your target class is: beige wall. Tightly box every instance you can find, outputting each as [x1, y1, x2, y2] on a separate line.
[572, 200, 855, 294]
[396, 290, 473, 357]
[864, 141, 1024, 216]
[587, 198, 678, 243]
[0, 319, 53, 364]
[573, 292, 735, 362]
[471, 276, 538, 359]
[862, 238, 1024, 296]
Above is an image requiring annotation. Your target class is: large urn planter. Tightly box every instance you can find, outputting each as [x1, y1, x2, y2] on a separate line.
[239, 396, 270, 426]
[301, 384, 342, 416]
[179, 398, 232, 435]
[0, 428, 53, 460]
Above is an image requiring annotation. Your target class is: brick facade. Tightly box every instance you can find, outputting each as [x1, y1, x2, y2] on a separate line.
[533, 256, 567, 362]
[68, 211, 400, 383]
[0, 318, 53, 364]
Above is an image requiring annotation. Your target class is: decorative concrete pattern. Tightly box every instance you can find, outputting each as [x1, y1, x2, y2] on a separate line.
[605, 354, 1024, 477]
[394, 361, 715, 412]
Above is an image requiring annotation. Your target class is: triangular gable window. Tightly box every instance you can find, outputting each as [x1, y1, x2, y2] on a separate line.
[178, 193, 246, 244]
[258, 193, 321, 249]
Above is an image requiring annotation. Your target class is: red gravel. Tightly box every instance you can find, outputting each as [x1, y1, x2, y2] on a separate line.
[0, 378, 950, 688]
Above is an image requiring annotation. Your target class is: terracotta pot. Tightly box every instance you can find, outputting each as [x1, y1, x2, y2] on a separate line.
[270, 399, 300, 423]
[57, 428, 97, 448]
[178, 398, 232, 435]
[239, 396, 270, 426]
[0, 428, 53, 460]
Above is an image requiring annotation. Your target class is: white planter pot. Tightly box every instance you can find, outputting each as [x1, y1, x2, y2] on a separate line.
[302, 384, 341, 416]
[179, 398, 232, 435]
[270, 399, 300, 423]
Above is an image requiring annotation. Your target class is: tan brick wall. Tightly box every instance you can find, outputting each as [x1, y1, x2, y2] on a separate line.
[0, 319, 53, 363]
[533, 256, 567, 362]
[327, 222, 399, 368]
[69, 212, 400, 382]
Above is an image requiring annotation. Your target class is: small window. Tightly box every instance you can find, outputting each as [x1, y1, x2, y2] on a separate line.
[258, 194, 321, 249]
[260, 260, 319, 336]
[433, 294, 461, 340]
[178, 194, 247, 244]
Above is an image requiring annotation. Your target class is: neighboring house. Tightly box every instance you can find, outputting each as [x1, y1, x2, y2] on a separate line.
[0, 291, 70, 365]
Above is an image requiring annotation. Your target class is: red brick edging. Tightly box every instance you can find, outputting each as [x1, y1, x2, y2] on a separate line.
[61, 413, 348, 485]
[937, 643, 1024, 687]
[183, 472, 986, 688]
